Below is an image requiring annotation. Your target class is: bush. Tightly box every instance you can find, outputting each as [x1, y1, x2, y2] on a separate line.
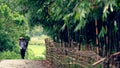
[0, 32, 15, 51]
[25, 49, 35, 59]
[0, 51, 20, 59]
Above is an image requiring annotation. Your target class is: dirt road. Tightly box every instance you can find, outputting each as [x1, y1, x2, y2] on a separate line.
[0, 60, 46, 68]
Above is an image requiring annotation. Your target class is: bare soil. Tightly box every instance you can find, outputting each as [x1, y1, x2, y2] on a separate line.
[0, 60, 46, 68]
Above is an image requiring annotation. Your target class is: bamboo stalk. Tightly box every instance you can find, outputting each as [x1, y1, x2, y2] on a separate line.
[92, 58, 106, 66]
[95, 17, 99, 55]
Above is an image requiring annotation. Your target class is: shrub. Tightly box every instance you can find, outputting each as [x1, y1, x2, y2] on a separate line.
[0, 32, 15, 51]
[0, 51, 20, 59]
[25, 49, 35, 59]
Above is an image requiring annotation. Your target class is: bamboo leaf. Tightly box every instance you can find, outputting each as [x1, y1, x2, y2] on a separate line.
[98, 26, 106, 38]
[74, 19, 86, 32]
[74, 10, 80, 22]
[61, 24, 66, 31]
[110, 4, 113, 12]
[114, 20, 118, 33]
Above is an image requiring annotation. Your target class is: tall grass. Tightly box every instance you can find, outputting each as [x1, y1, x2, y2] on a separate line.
[26, 45, 46, 60]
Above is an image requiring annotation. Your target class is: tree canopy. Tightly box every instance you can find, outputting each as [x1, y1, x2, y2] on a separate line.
[0, 1, 28, 51]
[20, 0, 120, 43]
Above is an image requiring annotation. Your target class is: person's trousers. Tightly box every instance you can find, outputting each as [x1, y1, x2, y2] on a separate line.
[20, 49, 26, 59]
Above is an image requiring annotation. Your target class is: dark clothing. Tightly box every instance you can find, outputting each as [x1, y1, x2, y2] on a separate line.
[20, 48, 26, 59]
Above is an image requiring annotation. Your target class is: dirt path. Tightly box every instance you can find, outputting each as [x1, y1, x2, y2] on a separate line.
[0, 60, 46, 68]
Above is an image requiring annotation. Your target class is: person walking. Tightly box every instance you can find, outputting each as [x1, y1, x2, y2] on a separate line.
[19, 37, 27, 59]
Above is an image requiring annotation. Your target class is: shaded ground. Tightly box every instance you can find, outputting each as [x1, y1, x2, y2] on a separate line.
[0, 60, 46, 68]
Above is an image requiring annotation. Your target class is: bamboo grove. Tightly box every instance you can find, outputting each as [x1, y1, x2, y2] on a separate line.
[27, 0, 120, 57]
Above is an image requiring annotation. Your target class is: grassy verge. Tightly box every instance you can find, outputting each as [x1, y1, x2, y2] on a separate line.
[25, 35, 48, 60]
[27, 45, 46, 60]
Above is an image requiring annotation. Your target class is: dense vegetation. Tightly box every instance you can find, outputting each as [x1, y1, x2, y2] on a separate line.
[0, 0, 29, 59]
[0, 2, 25, 48]
[18, 0, 120, 56]
[0, 0, 120, 60]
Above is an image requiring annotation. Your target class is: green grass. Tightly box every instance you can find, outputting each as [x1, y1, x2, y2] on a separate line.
[0, 51, 21, 59]
[26, 35, 48, 60]
[28, 45, 46, 59]
[29, 35, 49, 45]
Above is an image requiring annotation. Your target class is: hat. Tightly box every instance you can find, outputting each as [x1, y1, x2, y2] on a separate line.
[19, 37, 25, 40]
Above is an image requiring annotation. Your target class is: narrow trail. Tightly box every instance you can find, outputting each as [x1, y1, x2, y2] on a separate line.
[0, 60, 46, 68]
